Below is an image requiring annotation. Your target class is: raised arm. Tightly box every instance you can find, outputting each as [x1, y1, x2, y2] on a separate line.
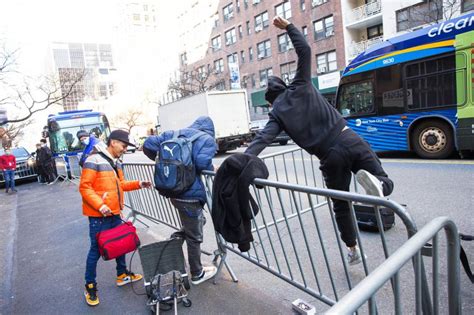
[274, 16, 311, 84]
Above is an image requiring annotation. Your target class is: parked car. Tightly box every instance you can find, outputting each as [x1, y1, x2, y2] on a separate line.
[250, 119, 291, 145]
[0, 147, 37, 185]
[126, 144, 136, 154]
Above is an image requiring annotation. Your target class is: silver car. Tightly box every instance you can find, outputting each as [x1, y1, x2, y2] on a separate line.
[0, 147, 37, 184]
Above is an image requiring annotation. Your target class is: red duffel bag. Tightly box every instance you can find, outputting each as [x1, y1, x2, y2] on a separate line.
[96, 221, 140, 261]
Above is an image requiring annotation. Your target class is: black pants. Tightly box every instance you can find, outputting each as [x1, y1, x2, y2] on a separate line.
[319, 129, 394, 247]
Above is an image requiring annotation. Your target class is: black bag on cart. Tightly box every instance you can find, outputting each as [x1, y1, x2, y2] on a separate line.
[354, 204, 395, 232]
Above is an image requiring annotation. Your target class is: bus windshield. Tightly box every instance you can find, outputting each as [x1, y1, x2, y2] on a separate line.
[48, 115, 110, 154]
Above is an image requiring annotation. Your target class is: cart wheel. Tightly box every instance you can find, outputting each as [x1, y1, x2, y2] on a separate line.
[183, 298, 192, 307]
[183, 277, 190, 290]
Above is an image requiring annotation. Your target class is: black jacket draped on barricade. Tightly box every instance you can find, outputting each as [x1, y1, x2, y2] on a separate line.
[211, 153, 269, 252]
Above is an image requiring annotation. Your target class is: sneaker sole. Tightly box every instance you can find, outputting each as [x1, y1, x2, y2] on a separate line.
[191, 271, 217, 285]
[116, 277, 143, 286]
[356, 171, 384, 197]
[84, 292, 99, 306]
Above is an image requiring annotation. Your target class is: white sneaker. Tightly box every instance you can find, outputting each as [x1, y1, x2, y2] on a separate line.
[356, 170, 384, 197]
[347, 246, 366, 266]
[191, 265, 217, 285]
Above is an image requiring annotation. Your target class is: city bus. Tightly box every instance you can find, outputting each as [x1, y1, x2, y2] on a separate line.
[47, 110, 111, 166]
[336, 12, 474, 158]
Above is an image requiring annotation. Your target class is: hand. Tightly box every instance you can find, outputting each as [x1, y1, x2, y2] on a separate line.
[140, 181, 152, 189]
[273, 16, 290, 30]
[99, 205, 112, 216]
[213, 165, 219, 172]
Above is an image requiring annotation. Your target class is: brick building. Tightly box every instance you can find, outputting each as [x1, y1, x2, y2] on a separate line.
[179, 0, 345, 120]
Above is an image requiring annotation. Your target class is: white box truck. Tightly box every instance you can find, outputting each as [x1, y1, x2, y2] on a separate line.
[158, 90, 252, 153]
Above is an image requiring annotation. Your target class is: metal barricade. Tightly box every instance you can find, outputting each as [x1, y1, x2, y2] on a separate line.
[121, 159, 450, 313]
[67, 155, 82, 182]
[201, 171, 438, 313]
[327, 216, 460, 315]
[53, 156, 69, 183]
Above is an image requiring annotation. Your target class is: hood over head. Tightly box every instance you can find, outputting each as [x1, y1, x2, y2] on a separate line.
[188, 116, 215, 138]
[265, 76, 287, 104]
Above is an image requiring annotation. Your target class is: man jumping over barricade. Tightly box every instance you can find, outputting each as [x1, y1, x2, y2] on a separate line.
[245, 16, 394, 265]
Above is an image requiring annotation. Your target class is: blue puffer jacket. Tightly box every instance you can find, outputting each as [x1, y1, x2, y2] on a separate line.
[143, 116, 217, 203]
[79, 135, 100, 167]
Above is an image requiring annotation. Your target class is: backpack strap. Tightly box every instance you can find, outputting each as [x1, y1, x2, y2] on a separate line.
[187, 131, 205, 143]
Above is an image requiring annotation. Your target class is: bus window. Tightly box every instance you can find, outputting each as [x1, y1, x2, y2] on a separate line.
[405, 54, 461, 110]
[338, 81, 374, 117]
[376, 65, 404, 115]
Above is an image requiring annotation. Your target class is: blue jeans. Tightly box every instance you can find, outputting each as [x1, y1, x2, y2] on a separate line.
[3, 170, 15, 190]
[85, 215, 127, 285]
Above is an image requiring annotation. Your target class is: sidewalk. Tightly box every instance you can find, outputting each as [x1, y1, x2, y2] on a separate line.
[1, 182, 293, 314]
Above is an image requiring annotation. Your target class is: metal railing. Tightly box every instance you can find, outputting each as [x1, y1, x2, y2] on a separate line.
[348, 36, 384, 59]
[53, 156, 69, 183]
[68, 155, 82, 182]
[346, 0, 382, 25]
[122, 158, 447, 313]
[327, 216, 461, 314]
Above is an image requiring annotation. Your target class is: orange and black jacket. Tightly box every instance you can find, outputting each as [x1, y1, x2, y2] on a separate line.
[79, 144, 141, 217]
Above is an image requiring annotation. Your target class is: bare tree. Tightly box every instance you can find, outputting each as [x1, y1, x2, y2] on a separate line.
[112, 109, 149, 134]
[0, 120, 31, 148]
[0, 42, 86, 125]
[404, 0, 462, 31]
[164, 64, 226, 104]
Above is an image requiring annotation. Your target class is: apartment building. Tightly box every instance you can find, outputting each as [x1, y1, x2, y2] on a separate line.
[178, 0, 346, 119]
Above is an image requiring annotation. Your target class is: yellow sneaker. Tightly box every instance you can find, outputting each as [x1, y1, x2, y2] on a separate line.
[116, 271, 143, 286]
[84, 283, 99, 306]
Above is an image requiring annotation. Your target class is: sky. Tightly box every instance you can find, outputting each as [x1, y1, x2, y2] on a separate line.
[0, 0, 186, 150]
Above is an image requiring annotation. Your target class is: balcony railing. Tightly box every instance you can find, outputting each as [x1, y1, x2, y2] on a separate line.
[346, 0, 382, 25]
[348, 35, 383, 59]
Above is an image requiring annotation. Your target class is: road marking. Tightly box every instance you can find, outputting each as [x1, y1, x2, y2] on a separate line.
[381, 159, 474, 165]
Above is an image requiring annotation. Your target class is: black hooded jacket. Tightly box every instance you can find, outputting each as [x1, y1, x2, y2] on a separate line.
[211, 153, 269, 252]
[245, 24, 346, 159]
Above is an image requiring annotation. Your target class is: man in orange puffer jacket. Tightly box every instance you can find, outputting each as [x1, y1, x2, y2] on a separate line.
[79, 130, 152, 307]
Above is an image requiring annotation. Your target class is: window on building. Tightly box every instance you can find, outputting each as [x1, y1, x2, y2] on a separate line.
[180, 52, 187, 66]
[312, 0, 328, 7]
[314, 15, 334, 40]
[197, 65, 207, 79]
[246, 21, 251, 35]
[223, 3, 234, 21]
[214, 59, 224, 73]
[242, 75, 248, 88]
[239, 25, 243, 38]
[241, 50, 245, 63]
[280, 62, 296, 84]
[236, 0, 241, 12]
[215, 80, 226, 91]
[300, 0, 306, 11]
[367, 24, 383, 40]
[316, 50, 337, 74]
[211, 36, 222, 51]
[227, 53, 238, 65]
[144, 15, 149, 22]
[462, 0, 474, 12]
[254, 11, 269, 31]
[253, 0, 261, 4]
[249, 47, 254, 61]
[251, 73, 256, 87]
[244, 0, 249, 9]
[275, 2, 292, 19]
[302, 26, 308, 38]
[133, 14, 140, 21]
[396, 0, 443, 32]
[405, 54, 461, 110]
[278, 33, 293, 52]
[257, 40, 271, 59]
[143, 4, 148, 11]
[259, 67, 273, 87]
[225, 28, 237, 45]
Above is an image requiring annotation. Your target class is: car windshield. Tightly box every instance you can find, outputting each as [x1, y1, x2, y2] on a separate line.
[0, 147, 30, 158]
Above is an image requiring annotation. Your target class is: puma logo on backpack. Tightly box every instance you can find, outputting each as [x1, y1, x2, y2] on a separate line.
[154, 130, 202, 198]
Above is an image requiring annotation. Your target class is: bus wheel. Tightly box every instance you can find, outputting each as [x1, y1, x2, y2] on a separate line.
[412, 120, 454, 159]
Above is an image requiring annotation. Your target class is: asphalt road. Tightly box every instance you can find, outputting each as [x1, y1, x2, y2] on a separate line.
[1, 144, 473, 314]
